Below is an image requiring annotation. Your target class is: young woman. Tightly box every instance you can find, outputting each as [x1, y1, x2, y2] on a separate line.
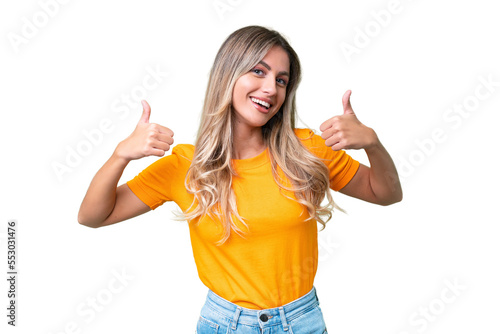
[78, 25, 402, 334]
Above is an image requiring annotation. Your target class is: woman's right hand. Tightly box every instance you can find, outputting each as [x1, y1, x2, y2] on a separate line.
[114, 100, 174, 161]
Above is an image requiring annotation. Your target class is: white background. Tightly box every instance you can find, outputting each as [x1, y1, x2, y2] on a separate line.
[1, 0, 499, 333]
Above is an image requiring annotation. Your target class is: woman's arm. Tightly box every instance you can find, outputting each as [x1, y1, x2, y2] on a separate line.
[339, 139, 403, 205]
[77, 100, 174, 228]
[320, 90, 402, 205]
[77, 154, 151, 228]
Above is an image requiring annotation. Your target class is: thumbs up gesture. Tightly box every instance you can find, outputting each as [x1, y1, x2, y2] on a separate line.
[114, 100, 174, 161]
[319, 90, 378, 151]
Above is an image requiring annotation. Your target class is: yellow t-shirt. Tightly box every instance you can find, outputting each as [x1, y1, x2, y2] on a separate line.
[126, 128, 360, 309]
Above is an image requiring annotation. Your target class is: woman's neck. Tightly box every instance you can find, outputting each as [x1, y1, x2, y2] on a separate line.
[232, 126, 267, 160]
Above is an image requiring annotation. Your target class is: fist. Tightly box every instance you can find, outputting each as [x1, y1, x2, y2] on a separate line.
[319, 90, 377, 151]
[114, 100, 174, 161]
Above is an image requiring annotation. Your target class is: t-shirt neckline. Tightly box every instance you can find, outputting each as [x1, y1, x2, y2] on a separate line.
[231, 147, 269, 170]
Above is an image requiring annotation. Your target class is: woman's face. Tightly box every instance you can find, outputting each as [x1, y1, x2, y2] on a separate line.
[231, 46, 290, 132]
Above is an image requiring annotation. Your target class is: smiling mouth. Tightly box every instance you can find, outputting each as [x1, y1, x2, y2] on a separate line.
[250, 97, 272, 110]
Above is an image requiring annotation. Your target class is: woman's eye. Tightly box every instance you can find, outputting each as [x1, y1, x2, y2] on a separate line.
[252, 69, 264, 75]
[277, 78, 288, 86]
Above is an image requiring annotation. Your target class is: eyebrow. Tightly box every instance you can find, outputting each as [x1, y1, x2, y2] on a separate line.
[258, 60, 290, 77]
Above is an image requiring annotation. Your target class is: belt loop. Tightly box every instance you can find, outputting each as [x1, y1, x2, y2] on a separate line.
[279, 306, 289, 331]
[231, 306, 242, 330]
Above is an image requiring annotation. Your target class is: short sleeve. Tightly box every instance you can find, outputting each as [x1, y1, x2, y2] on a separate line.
[295, 128, 360, 191]
[126, 144, 194, 210]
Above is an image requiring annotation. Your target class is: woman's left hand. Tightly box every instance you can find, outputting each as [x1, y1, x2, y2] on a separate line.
[319, 90, 379, 151]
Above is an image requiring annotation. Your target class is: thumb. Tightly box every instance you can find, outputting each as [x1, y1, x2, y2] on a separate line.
[342, 90, 355, 115]
[139, 100, 151, 123]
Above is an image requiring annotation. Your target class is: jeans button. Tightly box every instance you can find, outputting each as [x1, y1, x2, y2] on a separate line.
[260, 314, 268, 322]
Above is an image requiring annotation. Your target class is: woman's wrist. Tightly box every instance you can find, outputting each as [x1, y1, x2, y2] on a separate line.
[364, 127, 381, 152]
[111, 145, 132, 168]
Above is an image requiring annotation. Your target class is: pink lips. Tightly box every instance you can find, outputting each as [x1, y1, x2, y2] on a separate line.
[250, 98, 270, 113]
[250, 96, 273, 106]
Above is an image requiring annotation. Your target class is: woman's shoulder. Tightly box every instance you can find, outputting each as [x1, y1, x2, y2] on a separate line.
[293, 128, 318, 141]
[292, 128, 330, 153]
[170, 143, 195, 161]
[141, 144, 194, 172]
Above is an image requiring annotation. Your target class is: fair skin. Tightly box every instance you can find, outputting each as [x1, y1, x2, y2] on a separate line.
[77, 100, 167, 228]
[231, 46, 290, 159]
[322, 90, 403, 205]
[77, 46, 401, 228]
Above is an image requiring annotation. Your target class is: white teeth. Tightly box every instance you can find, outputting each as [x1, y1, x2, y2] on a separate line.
[251, 97, 270, 108]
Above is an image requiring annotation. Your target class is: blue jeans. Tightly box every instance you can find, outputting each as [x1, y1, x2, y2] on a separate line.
[196, 286, 328, 333]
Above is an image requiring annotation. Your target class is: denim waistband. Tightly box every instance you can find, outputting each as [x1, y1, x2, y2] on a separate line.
[204, 286, 319, 331]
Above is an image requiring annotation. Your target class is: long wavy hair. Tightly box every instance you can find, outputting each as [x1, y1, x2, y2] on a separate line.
[181, 25, 339, 245]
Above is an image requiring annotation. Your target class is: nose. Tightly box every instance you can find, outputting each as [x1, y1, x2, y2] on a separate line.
[261, 75, 277, 96]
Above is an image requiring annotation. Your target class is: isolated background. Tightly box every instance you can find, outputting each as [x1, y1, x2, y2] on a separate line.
[1, 0, 499, 333]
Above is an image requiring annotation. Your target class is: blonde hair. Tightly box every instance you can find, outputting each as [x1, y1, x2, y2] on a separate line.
[181, 25, 339, 245]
